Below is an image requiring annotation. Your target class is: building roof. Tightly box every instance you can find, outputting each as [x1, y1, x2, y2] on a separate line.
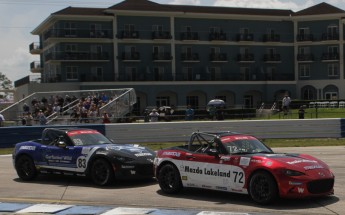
[108, 0, 293, 16]
[295, 2, 345, 16]
[52, 6, 109, 16]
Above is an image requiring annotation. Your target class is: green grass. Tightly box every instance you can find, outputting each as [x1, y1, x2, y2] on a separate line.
[257, 108, 345, 119]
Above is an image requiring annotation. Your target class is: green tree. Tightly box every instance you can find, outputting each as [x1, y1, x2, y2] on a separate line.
[0, 72, 14, 101]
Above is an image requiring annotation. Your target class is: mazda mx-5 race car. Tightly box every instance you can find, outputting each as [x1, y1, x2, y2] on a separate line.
[154, 131, 335, 204]
[13, 128, 155, 186]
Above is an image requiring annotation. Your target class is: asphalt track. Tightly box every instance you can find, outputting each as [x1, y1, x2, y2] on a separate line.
[0, 146, 344, 215]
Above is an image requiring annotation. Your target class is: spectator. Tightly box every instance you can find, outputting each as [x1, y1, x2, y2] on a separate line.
[185, 105, 194, 121]
[143, 108, 150, 122]
[0, 112, 5, 127]
[149, 109, 160, 122]
[298, 106, 305, 119]
[282, 94, 291, 116]
[208, 105, 217, 120]
[23, 103, 30, 113]
[25, 112, 34, 126]
[102, 111, 110, 123]
[37, 110, 47, 125]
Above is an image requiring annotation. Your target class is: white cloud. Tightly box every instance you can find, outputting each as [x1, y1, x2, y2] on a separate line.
[168, 0, 201, 5]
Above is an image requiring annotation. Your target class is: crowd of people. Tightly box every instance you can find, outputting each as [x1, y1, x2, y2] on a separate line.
[19, 92, 115, 125]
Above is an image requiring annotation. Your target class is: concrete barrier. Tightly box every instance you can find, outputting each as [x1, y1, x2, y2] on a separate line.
[0, 119, 344, 148]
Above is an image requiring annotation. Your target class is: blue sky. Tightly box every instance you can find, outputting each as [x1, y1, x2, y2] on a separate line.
[0, 0, 343, 83]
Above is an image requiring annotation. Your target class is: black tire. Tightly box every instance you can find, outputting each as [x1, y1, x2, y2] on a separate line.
[90, 158, 114, 186]
[249, 171, 278, 204]
[158, 163, 182, 194]
[15, 155, 37, 181]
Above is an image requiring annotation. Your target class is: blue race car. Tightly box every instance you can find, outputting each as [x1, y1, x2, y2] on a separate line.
[12, 127, 155, 185]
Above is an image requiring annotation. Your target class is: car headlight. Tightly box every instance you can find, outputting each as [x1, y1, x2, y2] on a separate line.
[282, 169, 305, 176]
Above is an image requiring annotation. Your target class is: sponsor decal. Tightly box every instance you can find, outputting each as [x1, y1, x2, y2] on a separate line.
[187, 183, 197, 187]
[251, 159, 262, 164]
[289, 181, 303, 186]
[130, 170, 136, 175]
[297, 187, 304, 194]
[202, 184, 212, 189]
[220, 156, 230, 161]
[304, 165, 323, 170]
[239, 157, 250, 166]
[45, 155, 73, 164]
[216, 186, 228, 191]
[184, 166, 231, 178]
[19, 146, 36, 151]
[221, 135, 256, 143]
[162, 151, 181, 157]
[121, 165, 135, 169]
[134, 153, 152, 157]
[67, 130, 99, 136]
[318, 172, 325, 177]
[181, 176, 188, 180]
[287, 159, 317, 165]
[265, 161, 273, 166]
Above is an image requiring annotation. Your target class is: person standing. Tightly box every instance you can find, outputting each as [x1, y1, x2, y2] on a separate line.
[282, 94, 291, 116]
[25, 112, 34, 126]
[149, 109, 160, 122]
[37, 110, 47, 125]
[185, 105, 194, 121]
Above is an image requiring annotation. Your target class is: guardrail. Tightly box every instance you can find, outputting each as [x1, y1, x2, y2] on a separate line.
[1, 119, 344, 148]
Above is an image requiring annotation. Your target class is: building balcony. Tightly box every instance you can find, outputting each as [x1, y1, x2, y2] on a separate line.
[321, 53, 339, 61]
[43, 29, 112, 40]
[181, 53, 199, 62]
[297, 54, 314, 62]
[237, 54, 255, 62]
[296, 34, 314, 42]
[29, 42, 42, 54]
[263, 54, 281, 62]
[45, 52, 110, 62]
[30, 61, 43, 73]
[118, 52, 140, 61]
[180, 32, 199, 41]
[152, 31, 172, 40]
[263, 34, 280, 42]
[117, 31, 140, 39]
[236, 33, 254, 42]
[209, 53, 228, 62]
[152, 52, 172, 61]
[321, 33, 339, 41]
[209, 32, 227, 41]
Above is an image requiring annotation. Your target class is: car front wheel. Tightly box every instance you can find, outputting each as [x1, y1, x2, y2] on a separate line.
[15, 155, 37, 181]
[90, 158, 114, 186]
[249, 171, 278, 204]
[158, 163, 182, 194]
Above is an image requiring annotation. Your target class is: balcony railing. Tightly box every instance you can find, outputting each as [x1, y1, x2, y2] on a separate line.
[321, 33, 339, 41]
[321, 53, 339, 61]
[45, 52, 110, 61]
[181, 53, 199, 61]
[209, 53, 227, 62]
[236, 33, 254, 41]
[29, 42, 42, 54]
[237, 54, 255, 62]
[296, 34, 314, 42]
[209, 32, 227, 41]
[119, 52, 140, 61]
[152, 52, 172, 61]
[152, 31, 172, 40]
[297, 54, 314, 61]
[263, 34, 280, 42]
[180, 32, 199, 40]
[117, 31, 140, 39]
[263, 54, 281, 62]
[43, 29, 112, 40]
[30, 61, 42, 73]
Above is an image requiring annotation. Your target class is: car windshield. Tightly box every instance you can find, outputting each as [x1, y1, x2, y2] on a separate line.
[67, 130, 113, 146]
[221, 135, 272, 154]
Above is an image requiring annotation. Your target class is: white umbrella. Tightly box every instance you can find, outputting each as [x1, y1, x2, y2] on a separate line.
[207, 99, 225, 107]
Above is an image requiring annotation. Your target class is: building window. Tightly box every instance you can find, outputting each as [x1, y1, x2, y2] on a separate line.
[156, 96, 170, 107]
[125, 67, 137, 81]
[209, 67, 221, 81]
[186, 96, 198, 109]
[240, 67, 250, 81]
[244, 95, 253, 108]
[92, 67, 103, 81]
[125, 24, 135, 32]
[154, 67, 164, 81]
[152, 25, 163, 32]
[327, 25, 338, 38]
[65, 44, 77, 52]
[66, 66, 78, 80]
[328, 64, 339, 77]
[325, 92, 337, 100]
[328, 46, 338, 54]
[64, 22, 76, 37]
[299, 65, 310, 77]
[210, 27, 220, 33]
[183, 67, 193, 81]
[153, 46, 164, 54]
[210, 47, 220, 54]
[302, 87, 315, 100]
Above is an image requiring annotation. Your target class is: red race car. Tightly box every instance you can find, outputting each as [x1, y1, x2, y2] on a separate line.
[154, 131, 334, 204]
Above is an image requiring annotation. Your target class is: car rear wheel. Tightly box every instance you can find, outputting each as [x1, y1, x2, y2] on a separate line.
[249, 171, 278, 204]
[158, 163, 182, 194]
[15, 155, 37, 181]
[90, 158, 114, 186]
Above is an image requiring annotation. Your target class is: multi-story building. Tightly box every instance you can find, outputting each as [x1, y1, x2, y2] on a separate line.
[22, 0, 345, 113]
